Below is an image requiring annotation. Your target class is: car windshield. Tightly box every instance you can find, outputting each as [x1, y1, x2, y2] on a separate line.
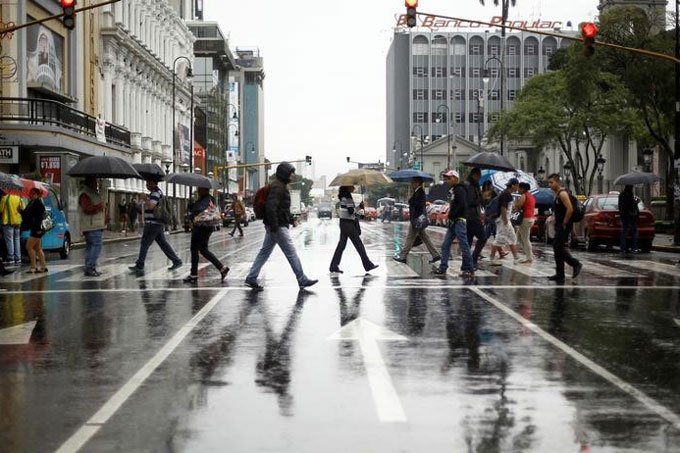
[598, 197, 645, 211]
[319, 204, 332, 210]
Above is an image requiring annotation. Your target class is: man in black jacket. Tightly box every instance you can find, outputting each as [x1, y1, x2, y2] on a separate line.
[245, 162, 318, 290]
[618, 185, 639, 253]
[393, 177, 440, 264]
[463, 168, 486, 269]
[434, 170, 474, 277]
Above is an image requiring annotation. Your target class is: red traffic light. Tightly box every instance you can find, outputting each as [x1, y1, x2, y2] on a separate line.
[61, 0, 75, 6]
[581, 22, 598, 39]
[405, 0, 418, 7]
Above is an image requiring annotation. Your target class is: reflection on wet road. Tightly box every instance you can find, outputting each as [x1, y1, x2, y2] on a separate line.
[1, 219, 679, 452]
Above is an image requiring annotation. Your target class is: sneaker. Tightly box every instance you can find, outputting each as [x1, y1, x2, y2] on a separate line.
[183, 275, 198, 283]
[329, 268, 344, 274]
[299, 279, 318, 289]
[366, 264, 379, 272]
[168, 261, 183, 271]
[461, 270, 475, 278]
[432, 267, 447, 275]
[245, 279, 264, 291]
[84, 270, 102, 277]
[489, 259, 503, 266]
[220, 266, 230, 282]
[547, 274, 565, 282]
[128, 265, 144, 274]
[572, 262, 583, 279]
[392, 256, 407, 263]
[428, 256, 442, 264]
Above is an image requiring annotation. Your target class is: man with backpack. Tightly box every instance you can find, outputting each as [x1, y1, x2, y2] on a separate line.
[129, 179, 182, 275]
[463, 168, 487, 270]
[245, 162, 318, 291]
[547, 173, 583, 282]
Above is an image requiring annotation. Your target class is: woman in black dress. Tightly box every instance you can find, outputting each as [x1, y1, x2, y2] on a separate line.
[23, 188, 47, 273]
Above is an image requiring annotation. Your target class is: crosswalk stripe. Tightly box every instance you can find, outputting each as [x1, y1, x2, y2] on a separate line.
[385, 259, 419, 278]
[1, 264, 82, 283]
[501, 261, 555, 277]
[58, 264, 132, 282]
[611, 260, 680, 278]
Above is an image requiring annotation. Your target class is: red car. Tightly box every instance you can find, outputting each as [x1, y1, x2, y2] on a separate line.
[572, 193, 655, 252]
[364, 207, 378, 221]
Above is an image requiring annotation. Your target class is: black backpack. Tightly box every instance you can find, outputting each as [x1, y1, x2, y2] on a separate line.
[560, 190, 585, 223]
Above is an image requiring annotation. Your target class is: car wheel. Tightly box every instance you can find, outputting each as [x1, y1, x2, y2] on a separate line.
[639, 240, 652, 253]
[585, 231, 598, 252]
[59, 235, 71, 259]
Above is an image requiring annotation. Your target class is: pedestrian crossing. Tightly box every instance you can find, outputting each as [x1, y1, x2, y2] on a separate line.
[611, 260, 680, 278]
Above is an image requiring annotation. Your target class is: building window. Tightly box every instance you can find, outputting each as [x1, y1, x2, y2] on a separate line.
[454, 89, 463, 100]
[525, 68, 536, 77]
[544, 47, 555, 56]
[413, 67, 428, 77]
[469, 90, 481, 100]
[471, 45, 481, 55]
[453, 43, 466, 55]
[525, 45, 536, 55]
[508, 67, 519, 78]
[470, 67, 481, 77]
[489, 112, 500, 122]
[469, 112, 482, 123]
[433, 67, 446, 77]
[451, 67, 463, 77]
[413, 112, 427, 122]
[490, 68, 499, 78]
[455, 112, 464, 123]
[413, 89, 428, 100]
[489, 90, 499, 100]
[432, 112, 447, 123]
[432, 89, 446, 100]
[508, 90, 517, 100]
[508, 45, 518, 55]
[489, 45, 499, 55]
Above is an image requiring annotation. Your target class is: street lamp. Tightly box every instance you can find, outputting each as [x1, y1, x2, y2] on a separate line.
[435, 105, 452, 170]
[161, 157, 173, 175]
[482, 56, 503, 155]
[596, 154, 606, 194]
[172, 56, 193, 229]
[642, 148, 654, 171]
[392, 140, 403, 170]
[537, 166, 545, 186]
[411, 124, 425, 171]
[563, 161, 573, 190]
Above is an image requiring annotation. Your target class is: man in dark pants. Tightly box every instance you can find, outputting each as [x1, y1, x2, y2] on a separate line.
[618, 185, 639, 253]
[129, 179, 183, 275]
[547, 173, 582, 283]
[463, 167, 486, 269]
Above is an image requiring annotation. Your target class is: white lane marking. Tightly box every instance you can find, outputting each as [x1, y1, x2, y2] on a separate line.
[385, 259, 419, 278]
[445, 260, 496, 278]
[328, 318, 408, 423]
[55, 289, 230, 453]
[578, 260, 636, 278]
[611, 260, 680, 278]
[58, 264, 131, 282]
[0, 321, 37, 344]
[137, 263, 210, 281]
[0, 265, 83, 283]
[469, 287, 680, 431]
[501, 261, 555, 277]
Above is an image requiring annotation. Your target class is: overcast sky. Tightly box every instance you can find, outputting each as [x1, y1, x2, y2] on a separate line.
[204, 0, 599, 184]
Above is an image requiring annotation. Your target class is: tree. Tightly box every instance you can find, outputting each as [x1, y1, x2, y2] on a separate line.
[268, 174, 313, 206]
[489, 45, 641, 195]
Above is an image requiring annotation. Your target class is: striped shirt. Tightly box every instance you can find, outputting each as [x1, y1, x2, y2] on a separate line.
[338, 196, 356, 220]
[144, 188, 162, 223]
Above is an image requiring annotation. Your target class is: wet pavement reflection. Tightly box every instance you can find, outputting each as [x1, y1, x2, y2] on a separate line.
[0, 220, 679, 452]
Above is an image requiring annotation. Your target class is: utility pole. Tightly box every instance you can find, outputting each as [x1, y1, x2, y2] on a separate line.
[675, 0, 680, 245]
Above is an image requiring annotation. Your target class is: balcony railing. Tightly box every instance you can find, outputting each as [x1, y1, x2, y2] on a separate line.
[0, 97, 131, 149]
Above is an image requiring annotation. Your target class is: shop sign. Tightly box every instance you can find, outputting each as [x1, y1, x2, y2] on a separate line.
[0, 146, 19, 164]
[39, 155, 61, 185]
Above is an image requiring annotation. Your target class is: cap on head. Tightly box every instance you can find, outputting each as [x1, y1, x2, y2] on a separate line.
[506, 177, 520, 188]
[442, 170, 459, 179]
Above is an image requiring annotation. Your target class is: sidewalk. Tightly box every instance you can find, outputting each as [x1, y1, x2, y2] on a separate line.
[71, 228, 185, 249]
[652, 234, 680, 254]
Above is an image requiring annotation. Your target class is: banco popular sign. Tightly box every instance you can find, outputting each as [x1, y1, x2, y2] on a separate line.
[395, 14, 563, 31]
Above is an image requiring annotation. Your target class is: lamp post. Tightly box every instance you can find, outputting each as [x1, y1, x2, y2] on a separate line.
[642, 148, 654, 206]
[224, 103, 239, 195]
[475, 92, 483, 150]
[537, 166, 546, 187]
[564, 161, 573, 191]
[411, 124, 425, 171]
[596, 154, 606, 194]
[172, 56, 192, 231]
[482, 56, 503, 155]
[435, 105, 452, 170]
[392, 140, 403, 170]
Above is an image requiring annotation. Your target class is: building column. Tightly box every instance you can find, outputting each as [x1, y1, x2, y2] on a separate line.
[103, 64, 114, 122]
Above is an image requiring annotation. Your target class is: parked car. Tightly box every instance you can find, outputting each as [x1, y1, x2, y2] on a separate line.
[20, 186, 71, 259]
[364, 207, 378, 221]
[573, 193, 655, 252]
[393, 203, 410, 221]
[318, 204, 333, 219]
[245, 207, 256, 222]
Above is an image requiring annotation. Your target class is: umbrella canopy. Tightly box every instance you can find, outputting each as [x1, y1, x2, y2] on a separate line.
[165, 172, 221, 189]
[389, 169, 435, 182]
[480, 169, 539, 194]
[329, 169, 393, 187]
[613, 171, 662, 186]
[533, 187, 556, 206]
[132, 163, 166, 181]
[463, 152, 515, 172]
[67, 155, 141, 179]
[0, 172, 26, 195]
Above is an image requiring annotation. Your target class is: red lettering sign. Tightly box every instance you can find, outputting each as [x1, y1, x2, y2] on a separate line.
[395, 14, 563, 31]
[39, 156, 61, 185]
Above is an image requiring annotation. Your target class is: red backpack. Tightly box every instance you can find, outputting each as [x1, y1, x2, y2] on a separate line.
[253, 184, 270, 219]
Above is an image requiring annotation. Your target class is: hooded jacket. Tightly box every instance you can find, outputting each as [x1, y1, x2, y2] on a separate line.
[264, 162, 295, 232]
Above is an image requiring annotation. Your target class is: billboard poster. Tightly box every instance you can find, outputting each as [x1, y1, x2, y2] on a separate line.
[39, 155, 61, 185]
[26, 20, 64, 94]
[179, 124, 191, 165]
[228, 80, 240, 155]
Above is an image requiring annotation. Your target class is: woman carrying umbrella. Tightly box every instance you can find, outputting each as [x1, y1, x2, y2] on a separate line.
[393, 177, 441, 265]
[329, 186, 379, 274]
[22, 188, 48, 273]
[183, 187, 229, 283]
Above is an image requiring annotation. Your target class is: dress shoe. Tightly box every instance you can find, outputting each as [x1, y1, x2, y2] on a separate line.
[366, 264, 379, 272]
[168, 261, 183, 271]
[220, 266, 230, 282]
[392, 256, 407, 263]
[128, 265, 144, 274]
[428, 256, 441, 264]
[547, 274, 565, 282]
[299, 279, 318, 289]
[572, 262, 583, 279]
[329, 268, 344, 274]
[84, 270, 102, 277]
[183, 275, 198, 283]
[245, 279, 264, 291]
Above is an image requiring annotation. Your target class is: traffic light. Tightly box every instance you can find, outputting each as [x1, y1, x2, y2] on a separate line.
[581, 22, 597, 58]
[305, 155, 312, 166]
[405, 0, 418, 28]
[61, 0, 76, 30]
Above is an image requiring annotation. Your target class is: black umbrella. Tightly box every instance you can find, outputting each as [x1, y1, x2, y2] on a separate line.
[132, 163, 166, 181]
[613, 171, 662, 186]
[165, 172, 221, 189]
[67, 155, 141, 179]
[463, 152, 515, 172]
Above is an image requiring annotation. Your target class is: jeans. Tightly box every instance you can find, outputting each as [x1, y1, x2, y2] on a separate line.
[517, 218, 535, 259]
[84, 229, 104, 272]
[620, 214, 639, 251]
[440, 220, 474, 272]
[190, 226, 223, 275]
[135, 222, 181, 268]
[230, 218, 244, 236]
[484, 219, 497, 241]
[330, 219, 374, 271]
[247, 226, 307, 283]
[553, 223, 580, 277]
[398, 224, 439, 259]
[466, 217, 487, 266]
[2, 225, 20, 263]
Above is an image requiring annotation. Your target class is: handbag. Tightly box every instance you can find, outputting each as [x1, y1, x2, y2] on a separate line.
[41, 211, 54, 232]
[412, 213, 429, 230]
[510, 210, 523, 227]
[193, 201, 221, 227]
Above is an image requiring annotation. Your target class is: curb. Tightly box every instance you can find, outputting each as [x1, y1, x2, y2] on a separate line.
[71, 229, 186, 250]
[652, 245, 680, 254]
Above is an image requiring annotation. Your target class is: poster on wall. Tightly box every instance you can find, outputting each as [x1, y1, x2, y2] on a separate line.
[26, 19, 64, 94]
[39, 156, 61, 185]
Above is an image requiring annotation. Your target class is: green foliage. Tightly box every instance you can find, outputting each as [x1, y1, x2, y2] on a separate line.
[268, 173, 314, 206]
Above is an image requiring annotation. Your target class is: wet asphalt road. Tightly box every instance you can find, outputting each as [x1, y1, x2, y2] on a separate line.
[1, 218, 680, 452]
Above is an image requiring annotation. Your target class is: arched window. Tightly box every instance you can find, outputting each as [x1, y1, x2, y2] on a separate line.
[432, 35, 447, 55]
[412, 35, 429, 55]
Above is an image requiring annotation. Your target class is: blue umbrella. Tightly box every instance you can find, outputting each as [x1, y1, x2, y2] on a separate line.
[389, 169, 435, 182]
[533, 188, 556, 205]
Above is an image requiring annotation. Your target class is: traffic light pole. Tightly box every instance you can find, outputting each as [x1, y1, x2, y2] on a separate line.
[675, 0, 680, 246]
[0, 0, 121, 35]
[213, 159, 308, 186]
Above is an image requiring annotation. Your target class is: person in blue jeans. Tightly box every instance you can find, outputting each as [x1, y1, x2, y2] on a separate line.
[245, 162, 317, 291]
[129, 179, 182, 275]
[434, 170, 474, 278]
[78, 177, 107, 277]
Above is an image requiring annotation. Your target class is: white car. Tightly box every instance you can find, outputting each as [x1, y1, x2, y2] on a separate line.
[245, 207, 256, 222]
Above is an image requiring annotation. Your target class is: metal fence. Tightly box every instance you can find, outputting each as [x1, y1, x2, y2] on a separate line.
[0, 97, 130, 148]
